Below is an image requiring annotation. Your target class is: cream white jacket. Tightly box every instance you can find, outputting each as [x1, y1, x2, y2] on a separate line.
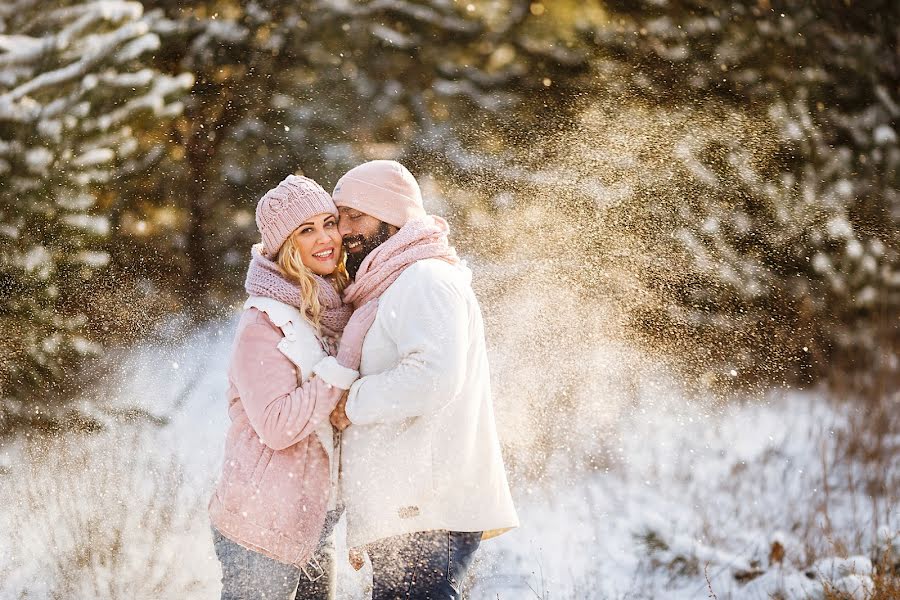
[340, 258, 519, 548]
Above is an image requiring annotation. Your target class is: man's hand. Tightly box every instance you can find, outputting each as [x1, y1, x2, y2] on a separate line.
[349, 547, 366, 571]
[330, 391, 351, 431]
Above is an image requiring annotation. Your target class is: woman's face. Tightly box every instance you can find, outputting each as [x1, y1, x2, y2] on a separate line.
[289, 212, 342, 276]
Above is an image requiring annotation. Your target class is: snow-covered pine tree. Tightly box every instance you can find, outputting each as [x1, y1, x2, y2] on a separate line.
[421, 1, 897, 386]
[0, 0, 192, 412]
[572, 0, 899, 385]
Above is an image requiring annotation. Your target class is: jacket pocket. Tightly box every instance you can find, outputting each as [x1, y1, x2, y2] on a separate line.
[396, 420, 435, 509]
[250, 446, 274, 486]
[218, 421, 257, 509]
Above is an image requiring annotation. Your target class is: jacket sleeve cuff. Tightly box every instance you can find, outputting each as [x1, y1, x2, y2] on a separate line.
[312, 356, 358, 390]
[344, 379, 382, 426]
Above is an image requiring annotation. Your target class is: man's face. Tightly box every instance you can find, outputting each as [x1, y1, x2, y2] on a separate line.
[338, 206, 395, 278]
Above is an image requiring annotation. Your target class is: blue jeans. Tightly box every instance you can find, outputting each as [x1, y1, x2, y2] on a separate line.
[368, 530, 482, 600]
[212, 527, 334, 600]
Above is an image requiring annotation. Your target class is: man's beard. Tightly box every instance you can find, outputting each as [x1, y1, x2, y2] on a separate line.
[344, 221, 393, 279]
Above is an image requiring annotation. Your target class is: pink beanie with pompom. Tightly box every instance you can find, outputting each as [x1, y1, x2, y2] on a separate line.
[255, 175, 337, 258]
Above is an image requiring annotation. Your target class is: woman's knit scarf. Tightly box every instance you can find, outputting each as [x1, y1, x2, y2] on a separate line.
[244, 244, 352, 350]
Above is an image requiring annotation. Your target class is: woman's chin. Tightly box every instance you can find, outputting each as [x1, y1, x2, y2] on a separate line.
[306, 262, 337, 276]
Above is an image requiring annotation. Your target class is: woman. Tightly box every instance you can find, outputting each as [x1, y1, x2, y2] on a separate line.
[208, 174, 376, 600]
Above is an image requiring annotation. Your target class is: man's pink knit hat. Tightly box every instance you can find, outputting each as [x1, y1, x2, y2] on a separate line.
[255, 175, 337, 258]
[332, 160, 426, 228]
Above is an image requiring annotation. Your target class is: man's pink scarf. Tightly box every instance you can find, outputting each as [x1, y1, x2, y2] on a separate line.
[343, 216, 459, 308]
[244, 244, 352, 342]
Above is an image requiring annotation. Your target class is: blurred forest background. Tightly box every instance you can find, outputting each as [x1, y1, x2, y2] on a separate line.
[0, 0, 897, 432]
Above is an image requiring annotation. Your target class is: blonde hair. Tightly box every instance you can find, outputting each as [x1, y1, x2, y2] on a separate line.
[277, 237, 349, 331]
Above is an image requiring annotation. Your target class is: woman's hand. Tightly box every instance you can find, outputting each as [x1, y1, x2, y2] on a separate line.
[336, 300, 379, 370]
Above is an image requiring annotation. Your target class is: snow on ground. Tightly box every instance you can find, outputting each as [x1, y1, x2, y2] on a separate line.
[0, 316, 896, 599]
[471, 392, 897, 599]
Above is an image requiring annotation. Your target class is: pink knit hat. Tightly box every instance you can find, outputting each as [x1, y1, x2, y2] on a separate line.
[332, 160, 426, 228]
[255, 175, 337, 257]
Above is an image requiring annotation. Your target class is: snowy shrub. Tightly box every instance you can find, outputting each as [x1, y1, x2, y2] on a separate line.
[1, 428, 210, 598]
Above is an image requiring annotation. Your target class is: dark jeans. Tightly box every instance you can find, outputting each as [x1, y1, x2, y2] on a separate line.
[212, 527, 334, 600]
[368, 530, 482, 600]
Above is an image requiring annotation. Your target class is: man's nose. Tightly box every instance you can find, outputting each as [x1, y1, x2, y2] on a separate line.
[338, 220, 351, 237]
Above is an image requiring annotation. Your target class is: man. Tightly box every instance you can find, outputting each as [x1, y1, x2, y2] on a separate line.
[329, 160, 518, 599]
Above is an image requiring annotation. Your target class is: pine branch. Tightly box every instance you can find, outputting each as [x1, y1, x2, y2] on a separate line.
[315, 0, 481, 36]
[5, 20, 149, 103]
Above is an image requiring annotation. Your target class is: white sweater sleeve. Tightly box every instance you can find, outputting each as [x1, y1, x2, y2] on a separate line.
[344, 271, 469, 425]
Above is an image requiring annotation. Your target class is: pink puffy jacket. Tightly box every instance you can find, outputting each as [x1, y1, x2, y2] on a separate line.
[209, 308, 343, 566]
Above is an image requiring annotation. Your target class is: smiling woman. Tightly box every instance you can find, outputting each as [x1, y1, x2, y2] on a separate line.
[208, 174, 378, 600]
[281, 214, 344, 276]
[277, 212, 350, 331]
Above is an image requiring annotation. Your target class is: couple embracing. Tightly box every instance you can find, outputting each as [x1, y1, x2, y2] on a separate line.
[208, 160, 519, 599]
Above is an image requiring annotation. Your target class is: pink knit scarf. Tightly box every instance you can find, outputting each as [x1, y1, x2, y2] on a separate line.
[244, 244, 352, 343]
[342, 216, 460, 308]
